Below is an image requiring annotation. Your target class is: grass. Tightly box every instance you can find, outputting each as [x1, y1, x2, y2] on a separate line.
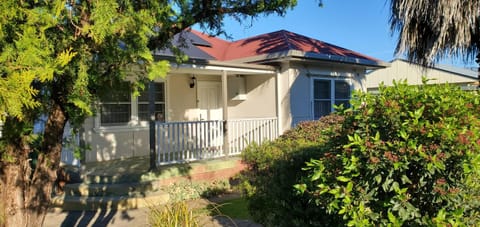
[147, 195, 254, 226]
[210, 197, 251, 220]
[148, 201, 199, 227]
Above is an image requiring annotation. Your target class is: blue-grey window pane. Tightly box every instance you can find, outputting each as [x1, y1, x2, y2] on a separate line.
[335, 81, 350, 99]
[100, 104, 130, 125]
[138, 104, 165, 122]
[99, 81, 131, 125]
[100, 82, 131, 102]
[314, 80, 331, 99]
[314, 101, 331, 119]
[138, 83, 165, 102]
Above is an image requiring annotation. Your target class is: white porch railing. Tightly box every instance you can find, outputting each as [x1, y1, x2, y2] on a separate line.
[156, 117, 278, 165]
[227, 118, 279, 155]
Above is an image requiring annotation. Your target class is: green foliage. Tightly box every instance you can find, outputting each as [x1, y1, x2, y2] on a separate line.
[148, 201, 199, 227]
[211, 197, 251, 220]
[296, 81, 480, 226]
[164, 180, 231, 202]
[239, 114, 345, 226]
[0, 0, 300, 135]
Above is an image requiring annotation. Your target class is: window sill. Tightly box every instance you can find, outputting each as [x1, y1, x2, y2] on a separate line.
[94, 122, 151, 133]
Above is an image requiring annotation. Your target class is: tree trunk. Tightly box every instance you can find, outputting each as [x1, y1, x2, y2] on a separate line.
[477, 53, 480, 90]
[1, 144, 31, 227]
[0, 100, 67, 227]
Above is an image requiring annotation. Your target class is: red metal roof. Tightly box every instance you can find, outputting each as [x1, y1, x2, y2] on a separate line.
[190, 30, 231, 60]
[190, 29, 381, 63]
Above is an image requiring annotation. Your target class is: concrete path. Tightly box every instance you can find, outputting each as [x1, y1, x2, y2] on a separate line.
[44, 208, 148, 227]
[44, 207, 260, 227]
[44, 195, 262, 227]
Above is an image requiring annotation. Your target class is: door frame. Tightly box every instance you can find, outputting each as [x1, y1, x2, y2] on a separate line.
[196, 81, 223, 121]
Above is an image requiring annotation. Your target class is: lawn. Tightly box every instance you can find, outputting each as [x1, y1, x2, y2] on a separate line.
[210, 197, 251, 220]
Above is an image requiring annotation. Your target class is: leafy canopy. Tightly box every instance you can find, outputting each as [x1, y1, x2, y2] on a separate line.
[0, 0, 298, 126]
[390, 0, 480, 65]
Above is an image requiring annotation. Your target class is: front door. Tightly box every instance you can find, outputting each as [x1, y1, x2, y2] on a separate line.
[197, 81, 223, 121]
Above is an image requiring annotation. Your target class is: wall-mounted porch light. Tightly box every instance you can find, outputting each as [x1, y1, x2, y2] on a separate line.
[189, 76, 196, 88]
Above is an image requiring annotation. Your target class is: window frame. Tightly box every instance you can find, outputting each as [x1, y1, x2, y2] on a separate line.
[95, 81, 166, 132]
[311, 77, 352, 119]
[137, 82, 166, 123]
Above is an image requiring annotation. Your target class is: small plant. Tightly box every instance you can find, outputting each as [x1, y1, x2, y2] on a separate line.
[148, 201, 199, 227]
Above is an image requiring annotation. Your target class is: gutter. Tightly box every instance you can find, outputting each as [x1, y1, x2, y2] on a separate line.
[226, 50, 390, 69]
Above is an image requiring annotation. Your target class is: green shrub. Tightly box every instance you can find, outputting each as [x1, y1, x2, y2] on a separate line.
[148, 201, 199, 227]
[164, 180, 231, 202]
[240, 114, 345, 226]
[296, 81, 480, 226]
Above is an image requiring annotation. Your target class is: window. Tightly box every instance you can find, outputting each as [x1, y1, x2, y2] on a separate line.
[99, 82, 165, 126]
[313, 78, 350, 119]
[99, 82, 131, 126]
[138, 83, 165, 122]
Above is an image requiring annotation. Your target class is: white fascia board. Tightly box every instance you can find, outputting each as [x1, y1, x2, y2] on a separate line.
[170, 61, 276, 75]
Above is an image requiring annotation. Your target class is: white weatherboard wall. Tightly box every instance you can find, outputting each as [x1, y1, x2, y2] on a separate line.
[366, 59, 477, 91]
[82, 117, 151, 162]
[277, 62, 366, 133]
[227, 74, 276, 119]
[167, 73, 203, 122]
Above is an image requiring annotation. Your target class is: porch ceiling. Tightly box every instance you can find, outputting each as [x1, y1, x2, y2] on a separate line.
[170, 60, 276, 75]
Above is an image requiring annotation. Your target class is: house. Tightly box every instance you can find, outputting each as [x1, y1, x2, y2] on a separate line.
[73, 29, 387, 165]
[366, 58, 478, 92]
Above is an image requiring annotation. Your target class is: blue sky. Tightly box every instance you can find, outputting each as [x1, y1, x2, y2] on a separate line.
[196, 0, 476, 68]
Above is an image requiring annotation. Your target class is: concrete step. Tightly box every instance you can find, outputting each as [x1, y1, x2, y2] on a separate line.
[64, 181, 160, 197]
[82, 172, 145, 184]
[51, 190, 169, 211]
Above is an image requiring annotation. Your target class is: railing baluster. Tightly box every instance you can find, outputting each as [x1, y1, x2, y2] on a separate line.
[168, 124, 172, 163]
[195, 121, 199, 159]
[181, 122, 185, 161]
[187, 123, 191, 161]
[156, 122, 165, 165]
[201, 121, 206, 159]
[162, 123, 166, 163]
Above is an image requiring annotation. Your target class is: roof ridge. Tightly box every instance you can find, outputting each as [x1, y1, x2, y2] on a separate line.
[280, 30, 295, 51]
[190, 29, 232, 44]
[222, 41, 234, 60]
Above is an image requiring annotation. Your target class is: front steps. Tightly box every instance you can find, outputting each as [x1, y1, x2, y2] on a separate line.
[50, 156, 245, 211]
[51, 189, 169, 211]
[51, 175, 170, 211]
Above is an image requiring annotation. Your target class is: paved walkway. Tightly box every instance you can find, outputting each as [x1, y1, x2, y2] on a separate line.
[44, 194, 261, 227]
[44, 208, 148, 227]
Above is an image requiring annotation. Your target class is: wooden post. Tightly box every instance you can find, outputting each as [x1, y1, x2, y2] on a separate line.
[148, 81, 157, 171]
[275, 69, 282, 135]
[221, 70, 229, 156]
